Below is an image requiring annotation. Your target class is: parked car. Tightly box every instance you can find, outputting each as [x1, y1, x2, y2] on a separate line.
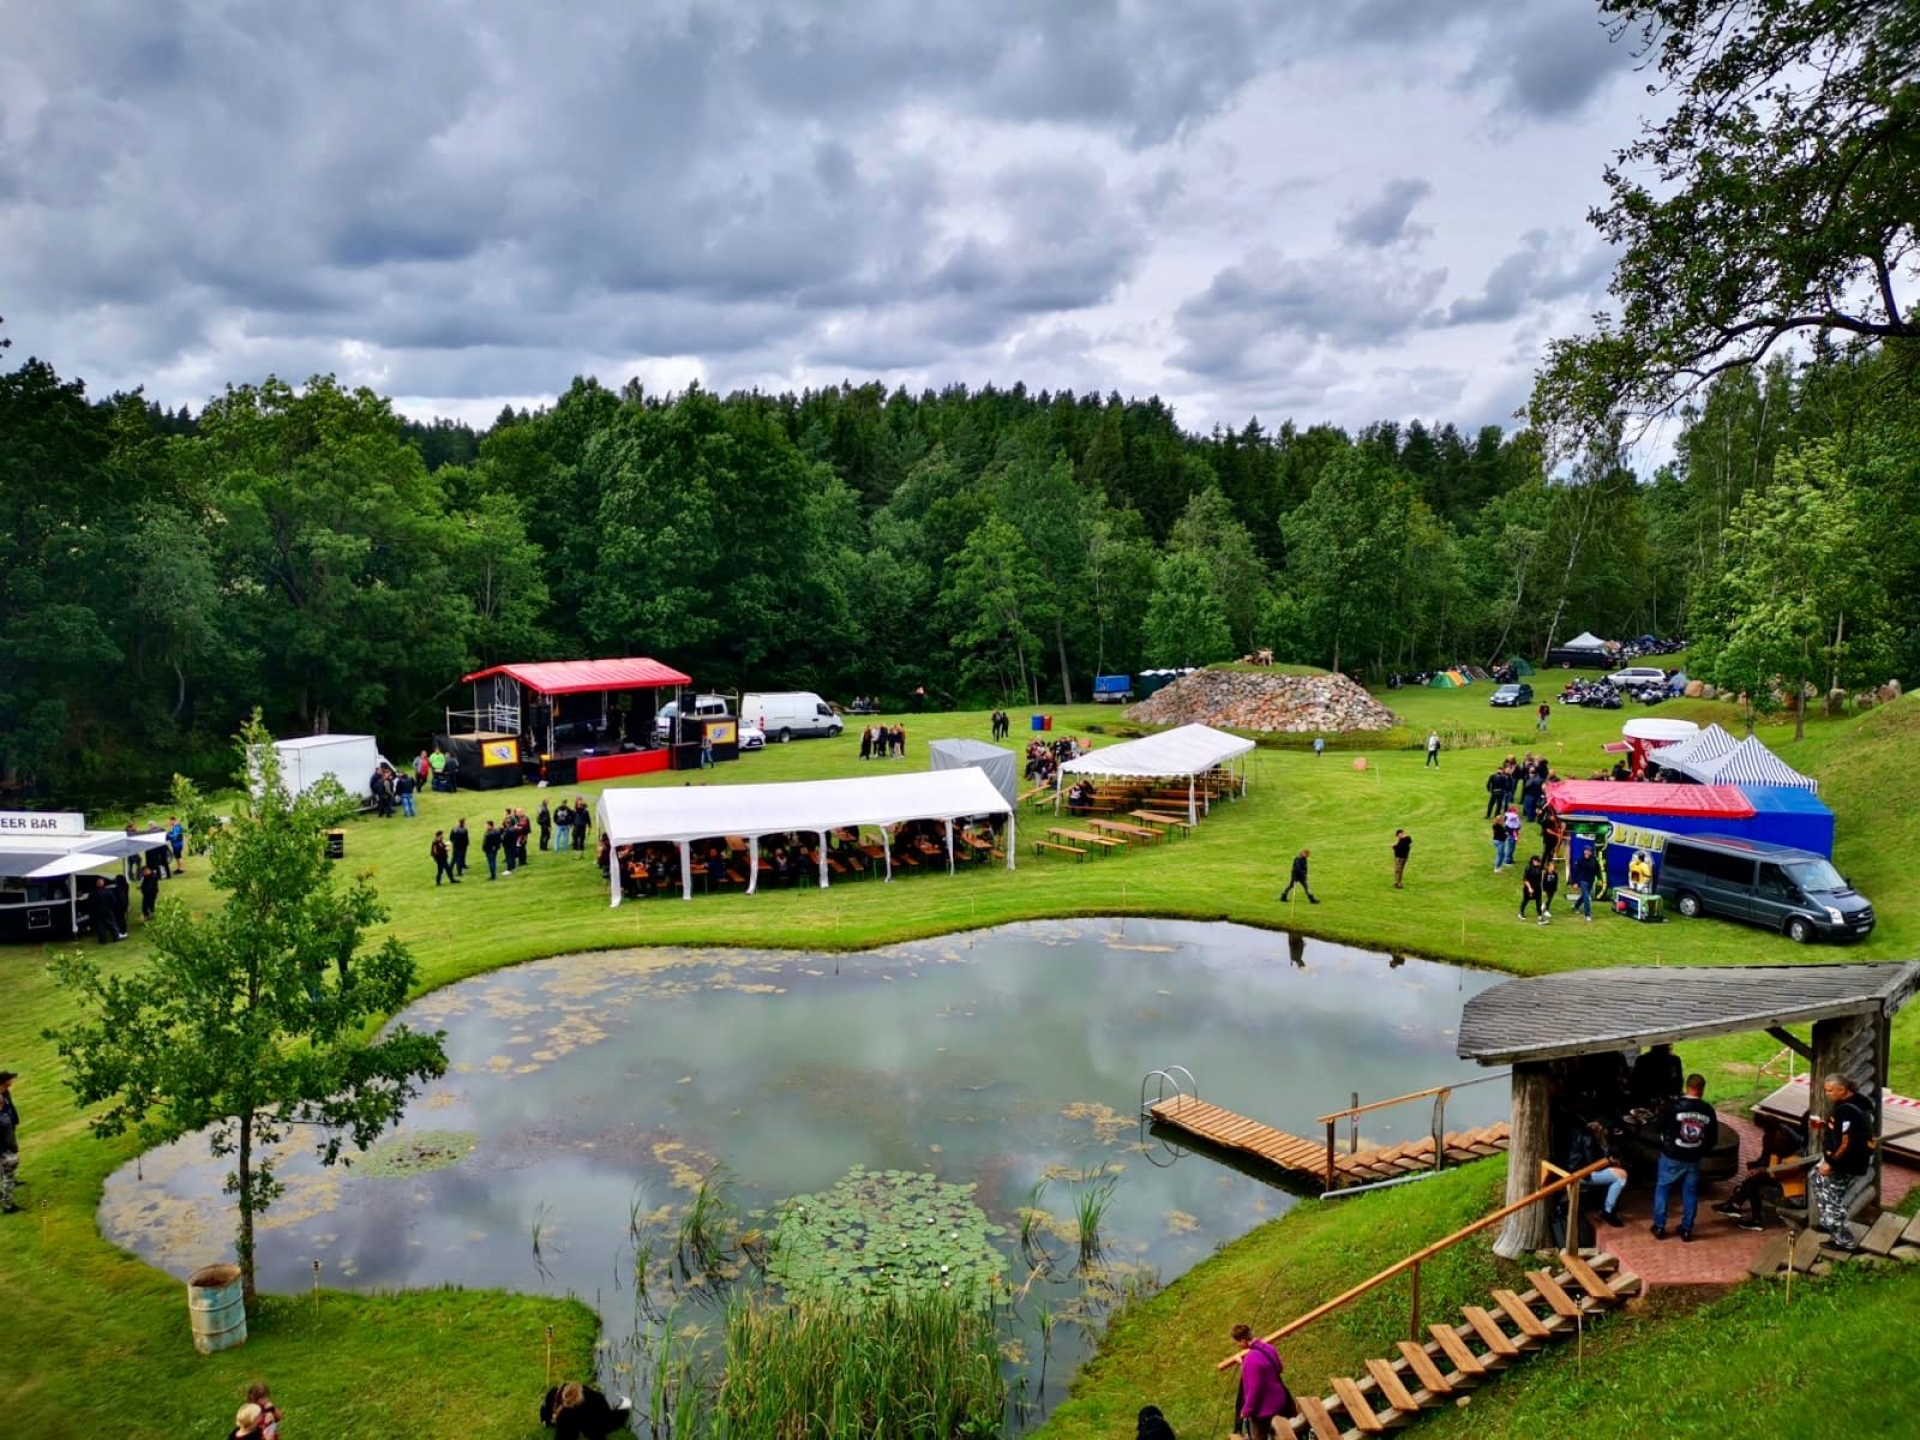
[1606, 666, 1669, 689]
[738, 720, 766, 751]
[1489, 683, 1535, 707]
[1655, 834, 1874, 944]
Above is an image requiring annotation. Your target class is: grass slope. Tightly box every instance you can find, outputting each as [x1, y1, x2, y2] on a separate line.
[1, 688, 1913, 1438]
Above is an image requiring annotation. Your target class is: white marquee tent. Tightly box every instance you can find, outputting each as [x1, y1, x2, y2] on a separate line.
[595, 768, 1014, 903]
[1055, 723, 1256, 822]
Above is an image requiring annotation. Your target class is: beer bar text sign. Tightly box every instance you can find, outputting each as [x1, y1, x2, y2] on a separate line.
[0, 811, 86, 835]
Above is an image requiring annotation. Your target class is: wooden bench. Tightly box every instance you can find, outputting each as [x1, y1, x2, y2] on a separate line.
[1048, 827, 1121, 852]
[1033, 840, 1087, 860]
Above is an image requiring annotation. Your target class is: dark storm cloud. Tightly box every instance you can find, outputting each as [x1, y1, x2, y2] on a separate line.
[1440, 230, 1614, 326]
[1463, 6, 1626, 120]
[1336, 178, 1432, 249]
[1171, 249, 1448, 382]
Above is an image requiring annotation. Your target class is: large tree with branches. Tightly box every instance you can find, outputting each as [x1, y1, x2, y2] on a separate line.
[1534, 0, 1920, 449]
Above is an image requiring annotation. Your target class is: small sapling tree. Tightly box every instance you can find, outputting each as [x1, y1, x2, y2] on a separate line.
[47, 713, 447, 1301]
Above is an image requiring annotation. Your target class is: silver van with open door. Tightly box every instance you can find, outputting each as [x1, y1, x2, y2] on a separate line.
[1655, 833, 1874, 944]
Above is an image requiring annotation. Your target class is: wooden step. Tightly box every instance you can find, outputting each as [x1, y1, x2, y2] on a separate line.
[1491, 1289, 1552, 1339]
[1395, 1341, 1454, 1395]
[1329, 1376, 1386, 1433]
[1525, 1269, 1583, 1318]
[1861, 1212, 1908, 1256]
[1294, 1393, 1344, 1440]
[1429, 1323, 1487, 1376]
[1557, 1250, 1624, 1303]
[1462, 1306, 1521, 1357]
[1365, 1357, 1423, 1414]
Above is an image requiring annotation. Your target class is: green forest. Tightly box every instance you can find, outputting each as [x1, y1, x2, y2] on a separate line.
[4, 0, 1917, 806]
[4, 342, 1915, 805]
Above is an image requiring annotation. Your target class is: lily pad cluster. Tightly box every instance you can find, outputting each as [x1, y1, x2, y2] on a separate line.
[354, 1129, 476, 1178]
[767, 1166, 1007, 1302]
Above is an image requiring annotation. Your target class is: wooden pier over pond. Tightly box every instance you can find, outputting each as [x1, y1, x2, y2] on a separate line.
[1142, 1074, 1512, 1192]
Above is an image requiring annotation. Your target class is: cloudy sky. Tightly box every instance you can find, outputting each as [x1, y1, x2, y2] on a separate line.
[1, 0, 1647, 437]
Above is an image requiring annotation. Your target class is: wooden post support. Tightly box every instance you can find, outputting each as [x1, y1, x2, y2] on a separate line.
[1325, 1121, 1337, 1192]
[1349, 1091, 1360, 1155]
[1408, 1259, 1422, 1343]
[1494, 1063, 1553, 1258]
[1431, 1090, 1448, 1172]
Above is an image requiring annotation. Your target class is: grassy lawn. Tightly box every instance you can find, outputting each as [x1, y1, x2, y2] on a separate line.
[2, 685, 1913, 1438]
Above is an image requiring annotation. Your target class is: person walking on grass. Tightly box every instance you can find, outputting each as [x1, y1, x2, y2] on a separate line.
[1537, 700, 1551, 733]
[1484, 763, 1507, 818]
[450, 818, 470, 875]
[1425, 730, 1440, 767]
[1313, 735, 1325, 759]
[1391, 830, 1412, 888]
[482, 819, 502, 880]
[1492, 815, 1510, 874]
[554, 799, 574, 851]
[1519, 856, 1545, 923]
[0, 1070, 22, 1215]
[432, 831, 459, 886]
[571, 798, 590, 854]
[1279, 849, 1318, 904]
[1540, 858, 1560, 920]
[139, 863, 160, 921]
[1571, 846, 1597, 922]
[537, 800, 553, 851]
[1230, 1323, 1292, 1440]
[1502, 807, 1522, 871]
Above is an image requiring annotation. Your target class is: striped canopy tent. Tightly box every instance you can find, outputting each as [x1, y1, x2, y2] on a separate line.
[1684, 735, 1820, 794]
[1653, 722, 1738, 776]
[1056, 723, 1255, 823]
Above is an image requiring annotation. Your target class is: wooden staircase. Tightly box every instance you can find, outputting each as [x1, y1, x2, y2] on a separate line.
[1283, 1250, 1642, 1439]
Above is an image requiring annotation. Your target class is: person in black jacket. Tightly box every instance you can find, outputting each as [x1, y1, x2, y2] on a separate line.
[1810, 1074, 1876, 1248]
[481, 820, 503, 880]
[139, 864, 161, 921]
[1391, 830, 1412, 888]
[0, 1070, 22, 1214]
[1279, 849, 1318, 904]
[1136, 1403, 1178, 1440]
[540, 1381, 627, 1440]
[537, 800, 553, 851]
[110, 874, 131, 938]
[450, 818, 470, 875]
[1650, 1074, 1718, 1241]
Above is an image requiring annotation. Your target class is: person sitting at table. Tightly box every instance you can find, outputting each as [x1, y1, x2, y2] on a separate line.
[1714, 1114, 1808, 1230]
[1067, 780, 1093, 814]
[771, 847, 792, 886]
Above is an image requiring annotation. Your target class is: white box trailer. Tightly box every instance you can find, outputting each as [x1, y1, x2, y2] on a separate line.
[268, 734, 389, 800]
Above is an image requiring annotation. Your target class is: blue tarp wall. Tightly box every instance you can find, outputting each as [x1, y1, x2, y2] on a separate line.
[1737, 785, 1836, 857]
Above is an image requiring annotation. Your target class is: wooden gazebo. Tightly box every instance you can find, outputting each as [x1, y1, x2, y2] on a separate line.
[1458, 963, 1920, 1256]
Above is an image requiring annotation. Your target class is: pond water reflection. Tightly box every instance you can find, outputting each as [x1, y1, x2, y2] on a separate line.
[101, 919, 1502, 1414]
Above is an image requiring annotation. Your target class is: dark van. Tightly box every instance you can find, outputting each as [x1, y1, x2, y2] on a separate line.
[1655, 834, 1874, 944]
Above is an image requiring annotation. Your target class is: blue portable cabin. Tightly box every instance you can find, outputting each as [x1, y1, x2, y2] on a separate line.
[1092, 674, 1134, 703]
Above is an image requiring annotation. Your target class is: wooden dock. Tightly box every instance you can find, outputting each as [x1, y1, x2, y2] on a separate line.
[1147, 1093, 1511, 1190]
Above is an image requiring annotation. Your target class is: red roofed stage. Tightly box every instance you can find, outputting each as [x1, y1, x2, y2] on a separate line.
[444, 656, 696, 789]
[1546, 780, 1756, 818]
[462, 657, 691, 695]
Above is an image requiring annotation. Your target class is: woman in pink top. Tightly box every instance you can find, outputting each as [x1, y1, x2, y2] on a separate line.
[1231, 1323, 1291, 1438]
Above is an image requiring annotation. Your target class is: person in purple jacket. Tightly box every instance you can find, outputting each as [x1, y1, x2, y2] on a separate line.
[1231, 1323, 1292, 1439]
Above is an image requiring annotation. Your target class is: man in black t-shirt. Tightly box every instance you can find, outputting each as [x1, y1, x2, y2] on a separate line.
[1651, 1073, 1718, 1241]
[1391, 830, 1412, 888]
[1810, 1073, 1876, 1248]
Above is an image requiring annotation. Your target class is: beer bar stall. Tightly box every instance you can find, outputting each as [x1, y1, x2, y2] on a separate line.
[1, 810, 168, 941]
[444, 657, 694, 789]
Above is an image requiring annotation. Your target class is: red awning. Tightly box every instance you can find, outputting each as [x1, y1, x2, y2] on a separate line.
[462, 657, 692, 695]
[1547, 780, 1755, 818]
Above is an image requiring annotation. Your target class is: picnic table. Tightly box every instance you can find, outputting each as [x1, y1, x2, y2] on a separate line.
[1129, 810, 1192, 834]
[1089, 818, 1157, 844]
[1047, 826, 1121, 854]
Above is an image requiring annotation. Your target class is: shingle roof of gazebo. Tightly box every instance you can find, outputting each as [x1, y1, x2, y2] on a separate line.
[1458, 963, 1920, 1065]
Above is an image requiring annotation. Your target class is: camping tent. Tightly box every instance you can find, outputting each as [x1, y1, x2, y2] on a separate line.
[928, 739, 1017, 810]
[1057, 723, 1256, 823]
[1681, 735, 1820, 794]
[1427, 672, 1460, 688]
[594, 768, 1013, 902]
[1506, 656, 1536, 676]
[1446, 669, 1471, 687]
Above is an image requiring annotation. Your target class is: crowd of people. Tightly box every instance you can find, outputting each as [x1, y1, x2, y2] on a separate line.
[1023, 735, 1089, 784]
[424, 798, 598, 886]
[857, 723, 908, 759]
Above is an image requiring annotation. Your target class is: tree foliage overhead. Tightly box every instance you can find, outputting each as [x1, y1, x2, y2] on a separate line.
[1535, 0, 1920, 447]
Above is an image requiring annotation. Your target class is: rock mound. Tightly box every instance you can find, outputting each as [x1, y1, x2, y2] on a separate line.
[1123, 670, 1398, 733]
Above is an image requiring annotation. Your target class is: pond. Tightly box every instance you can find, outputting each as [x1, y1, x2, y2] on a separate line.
[101, 919, 1503, 1418]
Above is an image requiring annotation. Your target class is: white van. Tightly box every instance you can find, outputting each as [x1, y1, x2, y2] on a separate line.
[742, 692, 843, 742]
[655, 694, 732, 740]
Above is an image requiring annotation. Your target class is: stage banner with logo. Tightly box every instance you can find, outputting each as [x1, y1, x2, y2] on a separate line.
[481, 739, 520, 767]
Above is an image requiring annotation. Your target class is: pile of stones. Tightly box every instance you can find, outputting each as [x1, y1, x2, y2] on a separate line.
[1123, 669, 1398, 733]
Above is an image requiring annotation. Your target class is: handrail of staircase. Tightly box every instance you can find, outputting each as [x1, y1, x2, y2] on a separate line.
[1213, 1157, 1610, 1370]
[1312, 1070, 1510, 1125]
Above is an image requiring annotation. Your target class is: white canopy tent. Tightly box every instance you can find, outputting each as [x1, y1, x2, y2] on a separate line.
[1563, 631, 1610, 652]
[1, 824, 167, 940]
[1055, 723, 1256, 823]
[595, 769, 1014, 904]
